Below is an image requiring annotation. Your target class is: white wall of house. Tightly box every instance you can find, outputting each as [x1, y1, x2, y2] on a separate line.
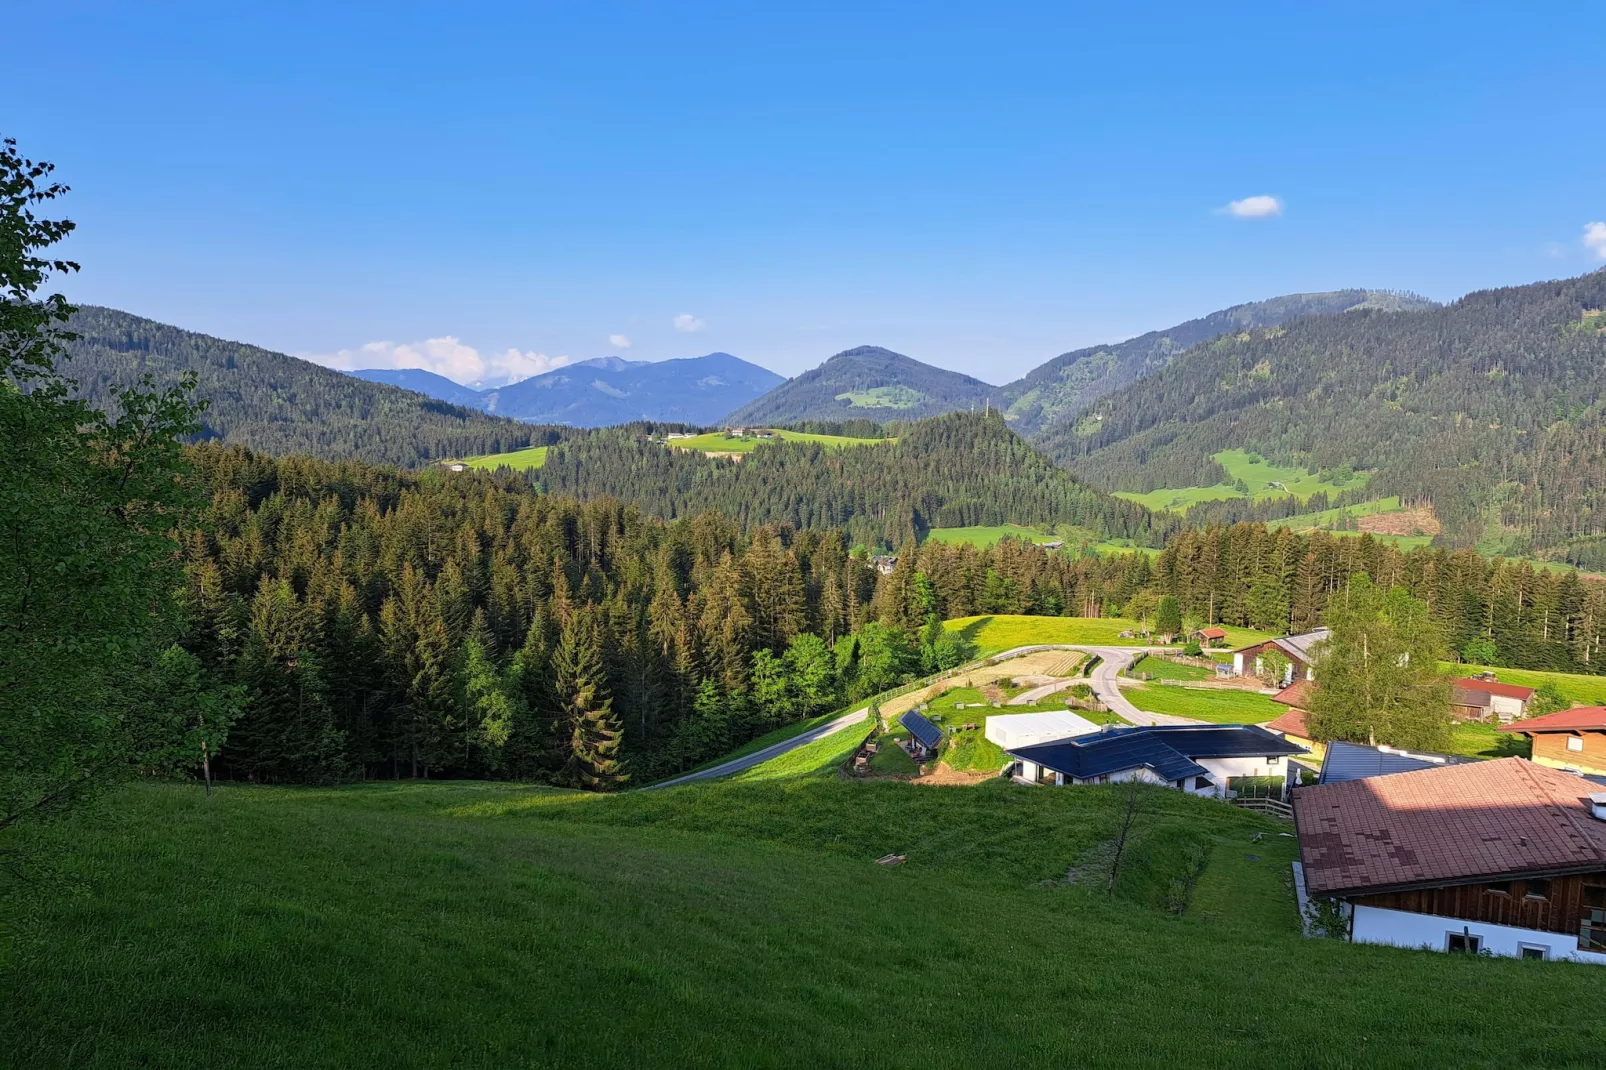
[1490, 694, 1527, 721]
[1350, 904, 1606, 965]
[1195, 755, 1289, 796]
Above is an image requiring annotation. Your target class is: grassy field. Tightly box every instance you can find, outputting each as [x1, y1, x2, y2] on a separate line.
[1127, 654, 1216, 682]
[924, 524, 1062, 548]
[832, 385, 924, 409]
[1114, 449, 1370, 513]
[1446, 721, 1531, 761]
[1450, 662, 1606, 706]
[452, 445, 548, 471]
[945, 615, 1276, 657]
[8, 778, 1606, 1068]
[1122, 683, 1285, 724]
[666, 429, 891, 454]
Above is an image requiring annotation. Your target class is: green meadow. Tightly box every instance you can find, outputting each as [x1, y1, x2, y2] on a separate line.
[666, 429, 893, 454]
[945, 615, 1277, 657]
[452, 444, 549, 471]
[1115, 448, 1371, 513]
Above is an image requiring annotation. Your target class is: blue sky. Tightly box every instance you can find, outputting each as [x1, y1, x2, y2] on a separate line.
[8, 1, 1605, 384]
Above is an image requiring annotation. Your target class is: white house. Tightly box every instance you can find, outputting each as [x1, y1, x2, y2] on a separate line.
[1294, 757, 1606, 964]
[1005, 724, 1306, 798]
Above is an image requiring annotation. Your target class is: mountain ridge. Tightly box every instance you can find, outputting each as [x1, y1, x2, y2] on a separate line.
[723, 345, 997, 425]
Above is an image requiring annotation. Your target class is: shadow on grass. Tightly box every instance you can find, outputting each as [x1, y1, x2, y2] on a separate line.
[956, 616, 992, 645]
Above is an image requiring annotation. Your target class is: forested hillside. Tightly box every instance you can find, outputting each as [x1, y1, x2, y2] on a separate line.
[176, 444, 1606, 787]
[1045, 270, 1606, 554]
[479, 352, 783, 426]
[724, 345, 995, 424]
[60, 306, 549, 466]
[1001, 289, 1435, 436]
[541, 412, 1170, 548]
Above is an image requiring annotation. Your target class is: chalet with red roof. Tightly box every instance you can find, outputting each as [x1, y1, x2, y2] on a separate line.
[1264, 679, 1315, 749]
[1499, 707, 1606, 777]
[1191, 626, 1228, 647]
[1449, 674, 1535, 722]
[1294, 758, 1606, 963]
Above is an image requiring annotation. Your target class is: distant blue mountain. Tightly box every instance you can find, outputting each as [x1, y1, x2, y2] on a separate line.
[350, 368, 487, 408]
[353, 352, 783, 428]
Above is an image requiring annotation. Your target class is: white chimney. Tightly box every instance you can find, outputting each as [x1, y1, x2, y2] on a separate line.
[1589, 792, 1606, 822]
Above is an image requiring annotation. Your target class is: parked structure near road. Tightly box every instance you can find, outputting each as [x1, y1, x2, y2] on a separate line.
[1499, 708, 1606, 776]
[1006, 724, 1304, 797]
[1450, 675, 1535, 722]
[1231, 628, 1329, 685]
[1316, 740, 1472, 784]
[984, 710, 1100, 750]
[1295, 757, 1606, 964]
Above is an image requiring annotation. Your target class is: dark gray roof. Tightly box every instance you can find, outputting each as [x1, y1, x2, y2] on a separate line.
[1317, 740, 1474, 784]
[899, 711, 944, 750]
[1009, 724, 1304, 783]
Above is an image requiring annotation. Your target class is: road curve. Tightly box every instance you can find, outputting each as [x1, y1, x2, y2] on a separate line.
[1075, 646, 1201, 727]
[642, 705, 871, 790]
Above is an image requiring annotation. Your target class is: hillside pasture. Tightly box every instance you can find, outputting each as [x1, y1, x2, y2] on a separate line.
[1122, 683, 1285, 724]
[8, 781, 1606, 1068]
[945, 615, 1277, 657]
[1114, 449, 1372, 513]
[924, 524, 1061, 548]
[665, 428, 892, 454]
[452, 445, 548, 471]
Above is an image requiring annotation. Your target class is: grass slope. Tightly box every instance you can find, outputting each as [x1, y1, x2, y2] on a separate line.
[1450, 662, 1606, 707]
[1123, 684, 1285, 724]
[924, 524, 1060, 548]
[946, 615, 1276, 657]
[667, 429, 891, 454]
[7, 781, 1605, 1068]
[1114, 449, 1368, 513]
[455, 445, 549, 470]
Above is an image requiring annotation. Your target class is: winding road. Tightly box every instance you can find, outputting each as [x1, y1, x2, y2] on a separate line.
[642, 642, 1205, 789]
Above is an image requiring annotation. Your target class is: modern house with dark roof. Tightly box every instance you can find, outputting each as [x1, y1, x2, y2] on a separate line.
[1294, 758, 1606, 964]
[1316, 741, 1472, 784]
[898, 711, 945, 761]
[1231, 628, 1328, 685]
[1006, 724, 1305, 797]
[1499, 707, 1606, 776]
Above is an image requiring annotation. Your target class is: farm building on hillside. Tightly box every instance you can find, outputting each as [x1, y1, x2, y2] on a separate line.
[1005, 724, 1304, 797]
[984, 710, 1101, 751]
[1192, 626, 1228, 647]
[1316, 740, 1472, 784]
[1230, 628, 1329, 685]
[1450, 675, 1535, 722]
[899, 711, 944, 761]
[1294, 758, 1606, 964]
[1499, 708, 1606, 777]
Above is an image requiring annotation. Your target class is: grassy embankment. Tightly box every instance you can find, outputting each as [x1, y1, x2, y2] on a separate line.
[666, 429, 892, 454]
[944, 614, 1277, 657]
[8, 755, 1606, 1067]
[452, 445, 549, 471]
[1122, 684, 1285, 724]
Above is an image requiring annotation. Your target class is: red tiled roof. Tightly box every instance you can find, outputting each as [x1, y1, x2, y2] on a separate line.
[1294, 758, 1606, 896]
[1264, 707, 1310, 739]
[1496, 706, 1606, 734]
[1449, 677, 1535, 701]
[1272, 679, 1313, 708]
[1197, 627, 1227, 639]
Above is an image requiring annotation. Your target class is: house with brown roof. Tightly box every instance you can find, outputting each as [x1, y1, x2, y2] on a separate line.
[1230, 628, 1328, 686]
[1264, 679, 1317, 756]
[1449, 676, 1535, 722]
[1191, 626, 1228, 647]
[1294, 758, 1606, 963]
[1499, 707, 1606, 776]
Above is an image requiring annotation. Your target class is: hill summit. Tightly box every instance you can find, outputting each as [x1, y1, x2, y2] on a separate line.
[724, 345, 997, 425]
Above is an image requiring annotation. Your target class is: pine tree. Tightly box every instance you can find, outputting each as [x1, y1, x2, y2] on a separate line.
[555, 608, 627, 791]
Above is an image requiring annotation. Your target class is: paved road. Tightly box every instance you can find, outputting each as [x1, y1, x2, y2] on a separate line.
[1008, 678, 1080, 705]
[643, 705, 871, 790]
[1075, 646, 1201, 726]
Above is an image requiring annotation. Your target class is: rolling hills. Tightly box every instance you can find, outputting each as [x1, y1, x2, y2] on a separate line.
[350, 367, 488, 407]
[1046, 269, 1606, 553]
[999, 289, 1438, 436]
[722, 345, 996, 424]
[58, 307, 548, 467]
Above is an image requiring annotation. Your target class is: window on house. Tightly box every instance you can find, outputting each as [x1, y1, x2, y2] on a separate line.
[1485, 882, 1512, 896]
[1567, 735, 1585, 752]
[1526, 879, 1551, 900]
[1519, 944, 1549, 961]
[1267, 756, 1282, 766]
[1194, 775, 1212, 791]
[1446, 931, 1482, 954]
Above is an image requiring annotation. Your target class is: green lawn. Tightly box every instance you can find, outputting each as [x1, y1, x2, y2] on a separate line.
[945, 615, 1277, 657]
[868, 739, 920, 774]
[453, 445, 548, 470]
[924, 524, 1062, 548]
[8, 780, 1606, 1067]
[665, 429, 891, 454]
[1445, 721, 1531, 761]
[1114, 449, 1371, 514]
[1123, 684, 1285, 724]
[1127, 654, 1215, 683]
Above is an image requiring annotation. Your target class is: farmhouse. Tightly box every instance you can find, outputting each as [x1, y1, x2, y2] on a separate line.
[1192, 626, 1228, 647]
[984, 710, 1101, 750]
[1450, 675, 1534, 722]
[899, 710, 944, 761]
[1295, 758, 1606, 964]
[1316, 740, 1471, 784]
[1230, 628, 1328, 685]
[1498, 707, 1606, 776]
[1006, 724, 1305, 797]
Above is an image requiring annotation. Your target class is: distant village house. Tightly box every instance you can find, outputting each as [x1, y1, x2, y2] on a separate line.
[1231, 628, 1329, 686]
[1499, 708, 1606, 777]
[1450, 674, 1535, 722]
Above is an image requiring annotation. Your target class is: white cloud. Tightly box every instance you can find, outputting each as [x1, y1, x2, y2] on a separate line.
[1585, 221, 1606, 260]
[306, 336, 570, 386]
[673, 313, 707, 333]
[609, 333, 632, 349]
[1220, 195, 1284, 219]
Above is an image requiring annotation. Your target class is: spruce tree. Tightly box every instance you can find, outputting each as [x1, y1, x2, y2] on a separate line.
[555, 608, 627, 791]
